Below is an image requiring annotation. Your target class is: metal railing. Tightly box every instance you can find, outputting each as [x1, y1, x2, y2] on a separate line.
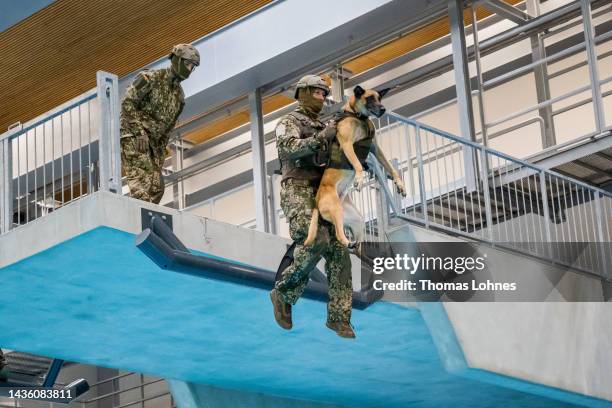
[470, 0, 611, 149]
[0, 370, 174, 408]
[372, 112, 611, 278]
[73, 371, 174, 408]
[0, 71, 121, 234]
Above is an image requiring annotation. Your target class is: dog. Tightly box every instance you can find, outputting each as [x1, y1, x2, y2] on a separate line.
[304, 85, 407, 248]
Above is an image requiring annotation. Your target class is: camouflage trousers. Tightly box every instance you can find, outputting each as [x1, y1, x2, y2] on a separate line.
[120, 135, 165, 204]
[274, 180, 353, 323]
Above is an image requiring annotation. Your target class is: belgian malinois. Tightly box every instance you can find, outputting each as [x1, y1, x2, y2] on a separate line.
[304, 86, 407, 247]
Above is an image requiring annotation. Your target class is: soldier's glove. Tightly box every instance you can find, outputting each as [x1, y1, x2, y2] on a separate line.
[135, 133, 150, 154]
[316, 120, 337, 144]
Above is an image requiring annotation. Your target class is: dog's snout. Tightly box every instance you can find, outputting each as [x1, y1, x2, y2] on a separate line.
[379, 107, 386, 115]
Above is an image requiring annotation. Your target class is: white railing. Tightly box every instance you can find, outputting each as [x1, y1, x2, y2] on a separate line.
[0, 71, 121, 234]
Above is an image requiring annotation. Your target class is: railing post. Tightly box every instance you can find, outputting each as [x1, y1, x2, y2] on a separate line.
[267, 174, 278, 235]
[249, 88, 270, 233]
[594, 192, 609, 278]
[539, 170, 552, 247]
[580, 0, 606, 133]
[375, 182, 389, 241]
[96, 71, 122, 194]
[479, 147, 494, 241]
[0, 137, 13, 234]
[415, 125, 429, 227]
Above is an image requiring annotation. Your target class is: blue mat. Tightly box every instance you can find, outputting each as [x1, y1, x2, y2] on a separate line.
[0, 227, 607, 407]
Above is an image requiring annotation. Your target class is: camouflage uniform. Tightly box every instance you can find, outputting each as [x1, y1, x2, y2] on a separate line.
[274, 108, 353, 323]
[120, 68, 185, 204]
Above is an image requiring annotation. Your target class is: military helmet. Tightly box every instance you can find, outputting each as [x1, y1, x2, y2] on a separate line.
[294, 75, 330, 99]
[170, 43, 200, 66]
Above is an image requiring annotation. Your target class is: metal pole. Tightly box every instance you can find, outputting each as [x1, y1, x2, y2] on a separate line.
[526, 0, 556, 148]
[594, 192, 608, 278]
[249, 88, 270, 232]
[415, 125, 429, 227]
[267, 174, 278, 235]
[580, 0, 606, 133]
[330, 66, 346, 104]
[539, 171, 552, 243]
[448, 0, 478, 192]
[96, 71, 121, 194]
[479, 147, 494, 241]
[470, 3, 488, 146]
[375, 183, 389, 240]
[0, 138, 13, 234]
[171, 139, 185, 210]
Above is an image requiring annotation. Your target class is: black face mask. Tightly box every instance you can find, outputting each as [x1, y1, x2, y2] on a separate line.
[171, 56, 195, 81]
[298, 88, 325, 118]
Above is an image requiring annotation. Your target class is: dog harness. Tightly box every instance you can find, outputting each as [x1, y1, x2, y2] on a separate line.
[328, 110, 376, 170]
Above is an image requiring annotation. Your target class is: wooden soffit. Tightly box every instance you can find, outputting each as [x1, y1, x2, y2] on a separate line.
[0, 0, 273, 133]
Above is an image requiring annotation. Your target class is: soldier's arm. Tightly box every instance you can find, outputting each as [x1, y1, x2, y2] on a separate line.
[168, 99, 185, 134]
[276, 118, 323, 160]
[120, 71, 153, 137]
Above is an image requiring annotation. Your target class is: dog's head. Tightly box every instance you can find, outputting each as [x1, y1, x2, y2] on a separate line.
[349, 86, 389, 118]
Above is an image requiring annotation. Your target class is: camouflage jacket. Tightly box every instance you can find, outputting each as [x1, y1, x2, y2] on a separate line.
[276, 108, 326, 182]
[120, 68, 185, 151]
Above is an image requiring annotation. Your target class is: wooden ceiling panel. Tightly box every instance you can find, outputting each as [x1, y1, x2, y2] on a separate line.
[0, 0, 273, 132]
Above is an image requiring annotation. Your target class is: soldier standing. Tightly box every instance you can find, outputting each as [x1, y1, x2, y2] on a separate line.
[120, 44, 200, 204]
[270, 75, 356, 339]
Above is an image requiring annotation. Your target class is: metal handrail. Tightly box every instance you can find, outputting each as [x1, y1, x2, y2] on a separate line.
[0, 89, 98, 143]
[75, 378, 165, 404]
[387, 112, 611, 198]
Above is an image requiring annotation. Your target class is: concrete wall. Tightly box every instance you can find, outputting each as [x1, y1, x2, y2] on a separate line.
[390, 222, 612, 402]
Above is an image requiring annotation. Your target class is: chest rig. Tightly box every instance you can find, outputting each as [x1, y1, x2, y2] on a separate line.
[279, 111, 328, 182]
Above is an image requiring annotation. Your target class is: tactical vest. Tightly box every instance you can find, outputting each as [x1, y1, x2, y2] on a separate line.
[279, 111, 328, 182]
[328, 111, 375, 170]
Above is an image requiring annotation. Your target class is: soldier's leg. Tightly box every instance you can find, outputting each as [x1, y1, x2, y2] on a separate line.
[148, 169, 165, 204]
[274, 182, 328, 305]
[121, 138, 157, 202]
[323, 232, 353, 323]
[275, 212, 328, 305]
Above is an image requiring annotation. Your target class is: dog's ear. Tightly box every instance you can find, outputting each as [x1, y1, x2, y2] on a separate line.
[353, 85, 365, 99]
[377, 88, 391, 99]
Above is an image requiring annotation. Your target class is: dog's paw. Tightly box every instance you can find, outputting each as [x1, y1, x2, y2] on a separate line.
[353, 171, 366, 190]
[394, 177, 407, 197]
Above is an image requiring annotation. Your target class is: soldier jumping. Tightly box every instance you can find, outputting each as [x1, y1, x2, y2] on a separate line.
[270, 75, 356, 339]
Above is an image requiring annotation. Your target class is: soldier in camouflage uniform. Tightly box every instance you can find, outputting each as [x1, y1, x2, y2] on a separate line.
[120, 44, 200, 204]
[270, 75, 356, 339]
[0, 349, 9, 382]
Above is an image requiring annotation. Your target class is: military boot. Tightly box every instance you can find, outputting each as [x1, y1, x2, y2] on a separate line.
[326, 319, 356, 339]
[0, 366, 10, 382]
[270, 289, 292, 330]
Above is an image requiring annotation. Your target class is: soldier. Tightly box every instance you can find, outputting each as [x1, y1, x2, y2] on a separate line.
[120, 44, 200, 204]
[0, 349, 9, 382]
[270, 75, 356, 339]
